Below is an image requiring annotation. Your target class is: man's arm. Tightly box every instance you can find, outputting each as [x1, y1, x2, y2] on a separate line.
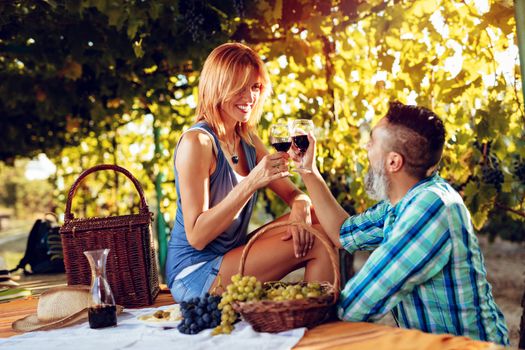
[297, 132, 387, 249]
[339, 201, 389, 253]
[300, 170, 348, 248]
[293, 132, 348, 247]
[337, 192, 452, 322]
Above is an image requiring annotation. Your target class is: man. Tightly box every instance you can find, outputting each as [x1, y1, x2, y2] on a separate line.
[293, 101, 509, 345]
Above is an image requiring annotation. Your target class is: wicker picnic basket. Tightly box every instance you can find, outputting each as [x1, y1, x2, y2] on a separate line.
[59, 164, 160, 308]
[233, 221, 340, 333]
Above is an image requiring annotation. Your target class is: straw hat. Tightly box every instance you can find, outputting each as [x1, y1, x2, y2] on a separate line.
[12, 285, 123, 332]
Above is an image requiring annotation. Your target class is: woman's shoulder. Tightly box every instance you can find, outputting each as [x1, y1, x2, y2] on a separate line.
[177, 126, 217, 157]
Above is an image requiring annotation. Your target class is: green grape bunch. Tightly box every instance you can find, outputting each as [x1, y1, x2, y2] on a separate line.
[212, 274, 263, 335]
[265, 282, 322, 301]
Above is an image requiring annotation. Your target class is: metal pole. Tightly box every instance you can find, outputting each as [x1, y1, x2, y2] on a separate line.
[516, 0, 525, 100]
[153, 122, 168, 280]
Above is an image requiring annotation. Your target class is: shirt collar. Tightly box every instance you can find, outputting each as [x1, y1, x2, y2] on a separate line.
[391, 172, 440, 215]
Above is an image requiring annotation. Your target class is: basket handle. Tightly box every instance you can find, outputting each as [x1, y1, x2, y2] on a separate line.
[238, 221, 340, 302]
[64, 164, 149, 221]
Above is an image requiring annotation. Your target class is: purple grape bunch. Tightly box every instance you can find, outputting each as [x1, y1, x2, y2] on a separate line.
[178, 293, 222, 335]
[482, 155, 504, 192]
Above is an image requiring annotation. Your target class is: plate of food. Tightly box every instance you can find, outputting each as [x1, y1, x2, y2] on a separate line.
[137, 306, 182, 328]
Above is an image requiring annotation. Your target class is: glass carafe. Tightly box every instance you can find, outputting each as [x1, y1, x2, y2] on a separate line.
[84, 249, 117, 329]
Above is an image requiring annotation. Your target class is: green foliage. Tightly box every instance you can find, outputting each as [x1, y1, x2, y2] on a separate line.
[1, 0, 524, 239]
[0, 161, 56, 218]
[480, 208, 525, 242]
[0, 0, 233, 160]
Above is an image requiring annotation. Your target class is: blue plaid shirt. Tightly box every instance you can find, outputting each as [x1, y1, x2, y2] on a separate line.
[338, 174, 509, 345]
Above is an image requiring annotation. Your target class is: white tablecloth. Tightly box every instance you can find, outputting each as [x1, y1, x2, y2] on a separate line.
[0, 305, 306, 350]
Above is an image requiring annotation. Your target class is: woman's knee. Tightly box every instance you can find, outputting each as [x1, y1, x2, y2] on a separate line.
[307, 224, 338, 259]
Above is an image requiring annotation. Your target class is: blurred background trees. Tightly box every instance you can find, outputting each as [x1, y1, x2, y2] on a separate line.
[0, 0, 523, 250]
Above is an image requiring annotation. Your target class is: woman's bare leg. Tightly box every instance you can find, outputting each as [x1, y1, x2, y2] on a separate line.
[209, 221, 337, 292]
[246, 209, 320, 240]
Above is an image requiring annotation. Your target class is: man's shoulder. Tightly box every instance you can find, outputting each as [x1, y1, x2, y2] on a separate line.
[406, 177, 464, 211]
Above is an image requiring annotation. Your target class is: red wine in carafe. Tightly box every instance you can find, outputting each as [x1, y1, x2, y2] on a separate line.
[88, 304, 117, 329]
[272, 141, 292, 152]
[292, 135, 309, 153]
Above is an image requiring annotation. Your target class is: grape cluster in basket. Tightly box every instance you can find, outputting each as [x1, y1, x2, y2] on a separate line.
[177, 293, 222, 334]
[265, 281, 322, 300]
[210, 274, 325, 335]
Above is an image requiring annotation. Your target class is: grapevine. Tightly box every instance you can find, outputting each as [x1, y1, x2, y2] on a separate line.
[478, 141, 504, 192]
[513, 158, 525, 185]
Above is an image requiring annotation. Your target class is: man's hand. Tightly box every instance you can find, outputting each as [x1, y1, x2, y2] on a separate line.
[289, 132, 317, 175]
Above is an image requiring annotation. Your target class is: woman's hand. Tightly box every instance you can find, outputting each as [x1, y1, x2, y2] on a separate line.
[280, 197, 314, 258]
[246, 152, 290, 191]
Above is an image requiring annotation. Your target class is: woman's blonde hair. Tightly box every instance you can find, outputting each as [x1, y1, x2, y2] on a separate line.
[195, 42, 272, 142]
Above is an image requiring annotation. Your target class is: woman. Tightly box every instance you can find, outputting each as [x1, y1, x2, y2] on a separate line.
[166, 42, 335, 302]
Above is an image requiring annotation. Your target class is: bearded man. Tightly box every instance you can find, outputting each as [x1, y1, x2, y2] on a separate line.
[292, 101, 509, 345]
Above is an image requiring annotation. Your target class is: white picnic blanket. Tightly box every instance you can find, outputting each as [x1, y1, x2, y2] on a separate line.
[0, 304, 306, 350]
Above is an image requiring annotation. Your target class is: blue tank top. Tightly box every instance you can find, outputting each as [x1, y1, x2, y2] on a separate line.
[165, 122, 258, 287]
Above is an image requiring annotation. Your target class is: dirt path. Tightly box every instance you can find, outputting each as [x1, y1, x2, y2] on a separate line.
[479, 236, 524, 348]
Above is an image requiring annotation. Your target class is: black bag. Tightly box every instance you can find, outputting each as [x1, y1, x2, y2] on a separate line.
[10, 214, 65, 275]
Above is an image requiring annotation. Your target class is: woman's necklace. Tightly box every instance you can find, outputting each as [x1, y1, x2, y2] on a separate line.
[221, 132, 239, 164]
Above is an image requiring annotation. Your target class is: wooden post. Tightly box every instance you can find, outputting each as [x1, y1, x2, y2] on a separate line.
[153, 121, 167, 280]
[516, 0, 525, 346]
[516, 0, 525, 99]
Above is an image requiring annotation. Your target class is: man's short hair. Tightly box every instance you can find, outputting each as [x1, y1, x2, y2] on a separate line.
[384, 101, 446, 179]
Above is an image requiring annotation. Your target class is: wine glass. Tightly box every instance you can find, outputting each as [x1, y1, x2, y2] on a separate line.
[269, 123, 291, 153]
[291, 119, 314, 170]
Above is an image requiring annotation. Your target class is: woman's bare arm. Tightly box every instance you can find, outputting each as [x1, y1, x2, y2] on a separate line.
[177, 131, 288, 250]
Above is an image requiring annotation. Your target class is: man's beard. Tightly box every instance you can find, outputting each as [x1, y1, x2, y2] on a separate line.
[364, 158, 390, 202]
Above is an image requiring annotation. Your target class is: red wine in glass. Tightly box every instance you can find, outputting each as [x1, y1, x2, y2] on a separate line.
[291, 119, 314, 170]
[292, 135, 309, 154]
[272, 139, 292, 152]
[269, 123, 291, 153]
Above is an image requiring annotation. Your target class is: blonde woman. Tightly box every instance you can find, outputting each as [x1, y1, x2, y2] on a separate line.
[166, 43, 335, 302]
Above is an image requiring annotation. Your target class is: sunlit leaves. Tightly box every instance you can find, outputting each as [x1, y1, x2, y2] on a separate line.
[257, 0, 524, 226]
[1, 0, 523, 233]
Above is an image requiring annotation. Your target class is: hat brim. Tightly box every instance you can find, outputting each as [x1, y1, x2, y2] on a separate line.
[0, 279, 20, 287]
[12, 305, 124, 332]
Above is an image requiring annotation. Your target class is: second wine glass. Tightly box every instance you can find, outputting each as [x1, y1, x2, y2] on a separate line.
[291, 119, 314, 170]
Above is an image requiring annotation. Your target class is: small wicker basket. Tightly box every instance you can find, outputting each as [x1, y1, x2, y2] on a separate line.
[233, 221, 340, 333]
[59, 164, 159, 308]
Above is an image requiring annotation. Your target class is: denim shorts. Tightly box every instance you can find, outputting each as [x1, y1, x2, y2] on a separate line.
[170, 255, 223, 302]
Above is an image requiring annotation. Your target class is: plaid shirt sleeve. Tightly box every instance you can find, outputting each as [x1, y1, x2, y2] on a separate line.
[339, 201, 389, 253]
[337, 191, 452, 322]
